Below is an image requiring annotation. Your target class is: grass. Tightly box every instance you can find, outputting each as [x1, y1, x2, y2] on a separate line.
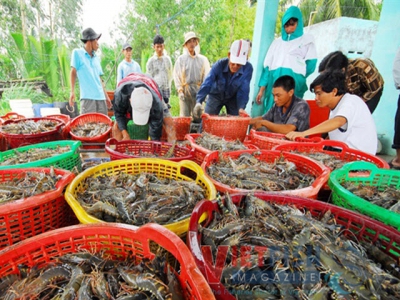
[169, 95, 180, 117]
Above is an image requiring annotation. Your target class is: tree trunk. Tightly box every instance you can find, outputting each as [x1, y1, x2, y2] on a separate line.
[19, 0, 27, 47]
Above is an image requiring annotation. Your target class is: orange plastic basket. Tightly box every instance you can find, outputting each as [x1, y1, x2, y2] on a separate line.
[187, 192, 400, 300]
[68, 113, 112, 149]
[185, 133, 258, 165]
[273, 139, 390, 190]
[105, 138, 194, 162]
[202, 149, 330, 199]
[201, 113, 250, 142]
[0, 112, 25, 123]
[249, 129, 322, 150]
[161, 116, 192, 141]
[0, 223, 215, 300]
[0, 167, 76, 250]
[0, 117, 63, 149]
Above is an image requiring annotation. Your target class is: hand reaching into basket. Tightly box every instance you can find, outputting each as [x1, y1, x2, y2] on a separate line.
[239, 109, 249, 117]
[193, 102, 203, 120]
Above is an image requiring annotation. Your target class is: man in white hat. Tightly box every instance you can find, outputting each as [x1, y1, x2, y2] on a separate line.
[173, 31, 210, 117]
[69, 27, 111, 115]
[193, 40, 253, 119]
[112, 73, 176, 142]
[116, 42, 142, 86]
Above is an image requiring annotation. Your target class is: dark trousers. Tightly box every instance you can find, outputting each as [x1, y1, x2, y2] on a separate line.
[366, 89, 383, 114]
[393, 94, 400, 149]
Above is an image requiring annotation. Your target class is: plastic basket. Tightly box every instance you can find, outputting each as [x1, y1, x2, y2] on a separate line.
[274, 139, 390, 190]
[185, 133, 258, 165]
[46, 113, 70, 125]
[0, 140, 82, 171]
[105, 138, 194, 162]
[65, 158, 217, 236]
[0, 167, 76, 250]
[0, 117, 63, 149]
[329, 161, 400, 230]
[249, 129, 322, 150]
[127, 120, 149, 140]
[187, 192, 400, 300]
[201, 113, 251, 142]
[202, 149, 330, 199]
[68, 112, 112, 149]
[0, 223, 215, 300]
[0, 112, 25, 124]
[161, 116, 192, 141]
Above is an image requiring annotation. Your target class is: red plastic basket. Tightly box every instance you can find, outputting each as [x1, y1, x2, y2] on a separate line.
[105, 138, 195, 162]
[161, 116, 192, 141]
[187, 192, 400, 300]
[249, 129, 322, 150]
[274, 139, 390, 190]
[0, 167, 76, 250]
[202, 149, 330, 199]
[0, 112, 25, 124]
[0, 223, 215, 300]
[185, 133, 258, 165]
[68, 113, 112, 149]
[47, 114, 71, 139]
[201, 113, 251, 142]
[0, 117, 63, 149]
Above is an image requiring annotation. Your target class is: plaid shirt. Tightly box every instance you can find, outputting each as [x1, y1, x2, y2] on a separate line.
[347, 58, 384, 102]
[146, 53, 173, 100]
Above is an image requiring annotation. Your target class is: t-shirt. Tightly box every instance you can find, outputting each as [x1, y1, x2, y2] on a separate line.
[329, 93, 377, 155]
[117, 60, 142, 85]
[261, 95, 310, 132]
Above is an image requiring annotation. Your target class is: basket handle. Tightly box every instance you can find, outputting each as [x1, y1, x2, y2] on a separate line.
[336, 161, 378, 177]
[201, 113, 210, 120]
[177, 159, 203, 181]
[105, 138, 118, 148]
[319, 139, 349, 152]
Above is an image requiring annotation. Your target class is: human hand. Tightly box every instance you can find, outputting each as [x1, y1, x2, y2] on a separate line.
[193, 103, 203, 119]
[286, 131, 305, 141]
[69, 92, 75, 108]
[256, 91, 263, 105]
[239, 109, 249, 117]
[252, 120, 263, 130]
[106, 98, 112, 109]
[122, 130, 130, 141]
[178, 92, 185, 102]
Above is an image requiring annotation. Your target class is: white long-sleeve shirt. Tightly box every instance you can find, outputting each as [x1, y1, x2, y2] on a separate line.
[394, 48, 400, 90]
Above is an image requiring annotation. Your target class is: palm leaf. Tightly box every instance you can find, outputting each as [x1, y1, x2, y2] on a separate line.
[58, 45, 71, 89]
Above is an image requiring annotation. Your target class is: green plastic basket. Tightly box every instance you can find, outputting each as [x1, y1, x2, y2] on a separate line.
[0, 140, 82, 172]
[127, 120, 149, 140]
[329, 161, 400, 230]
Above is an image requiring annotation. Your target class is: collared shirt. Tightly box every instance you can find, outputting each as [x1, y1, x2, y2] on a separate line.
[196, 58, 253, 109]
[393, 48, 400, 90]
[117, 59, 142, 85]
[70, 48, 105, 100]
[261, 95, 310, 132]
[146, 53, 173, 99]
[347, 58, 384, 101]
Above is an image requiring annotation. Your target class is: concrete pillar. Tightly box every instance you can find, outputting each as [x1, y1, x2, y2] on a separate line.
[246, 0, 279, 117]
[370, 0, 400, 155]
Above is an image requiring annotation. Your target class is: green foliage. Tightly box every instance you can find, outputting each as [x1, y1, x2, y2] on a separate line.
[120, 0, 255, 66]
[100, 45, 120, 90]
[1, 84, 49, 108]
[299, 0, 382, 26]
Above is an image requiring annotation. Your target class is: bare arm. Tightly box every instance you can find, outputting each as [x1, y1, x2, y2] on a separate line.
[253, 119, 296, 134]
[100, 77, 112, 109]
[286, 116, 347, 140]
[69, 67, 77, 107]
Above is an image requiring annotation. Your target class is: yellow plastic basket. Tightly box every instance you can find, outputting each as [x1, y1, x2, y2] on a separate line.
[65, 158, 217, 236]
